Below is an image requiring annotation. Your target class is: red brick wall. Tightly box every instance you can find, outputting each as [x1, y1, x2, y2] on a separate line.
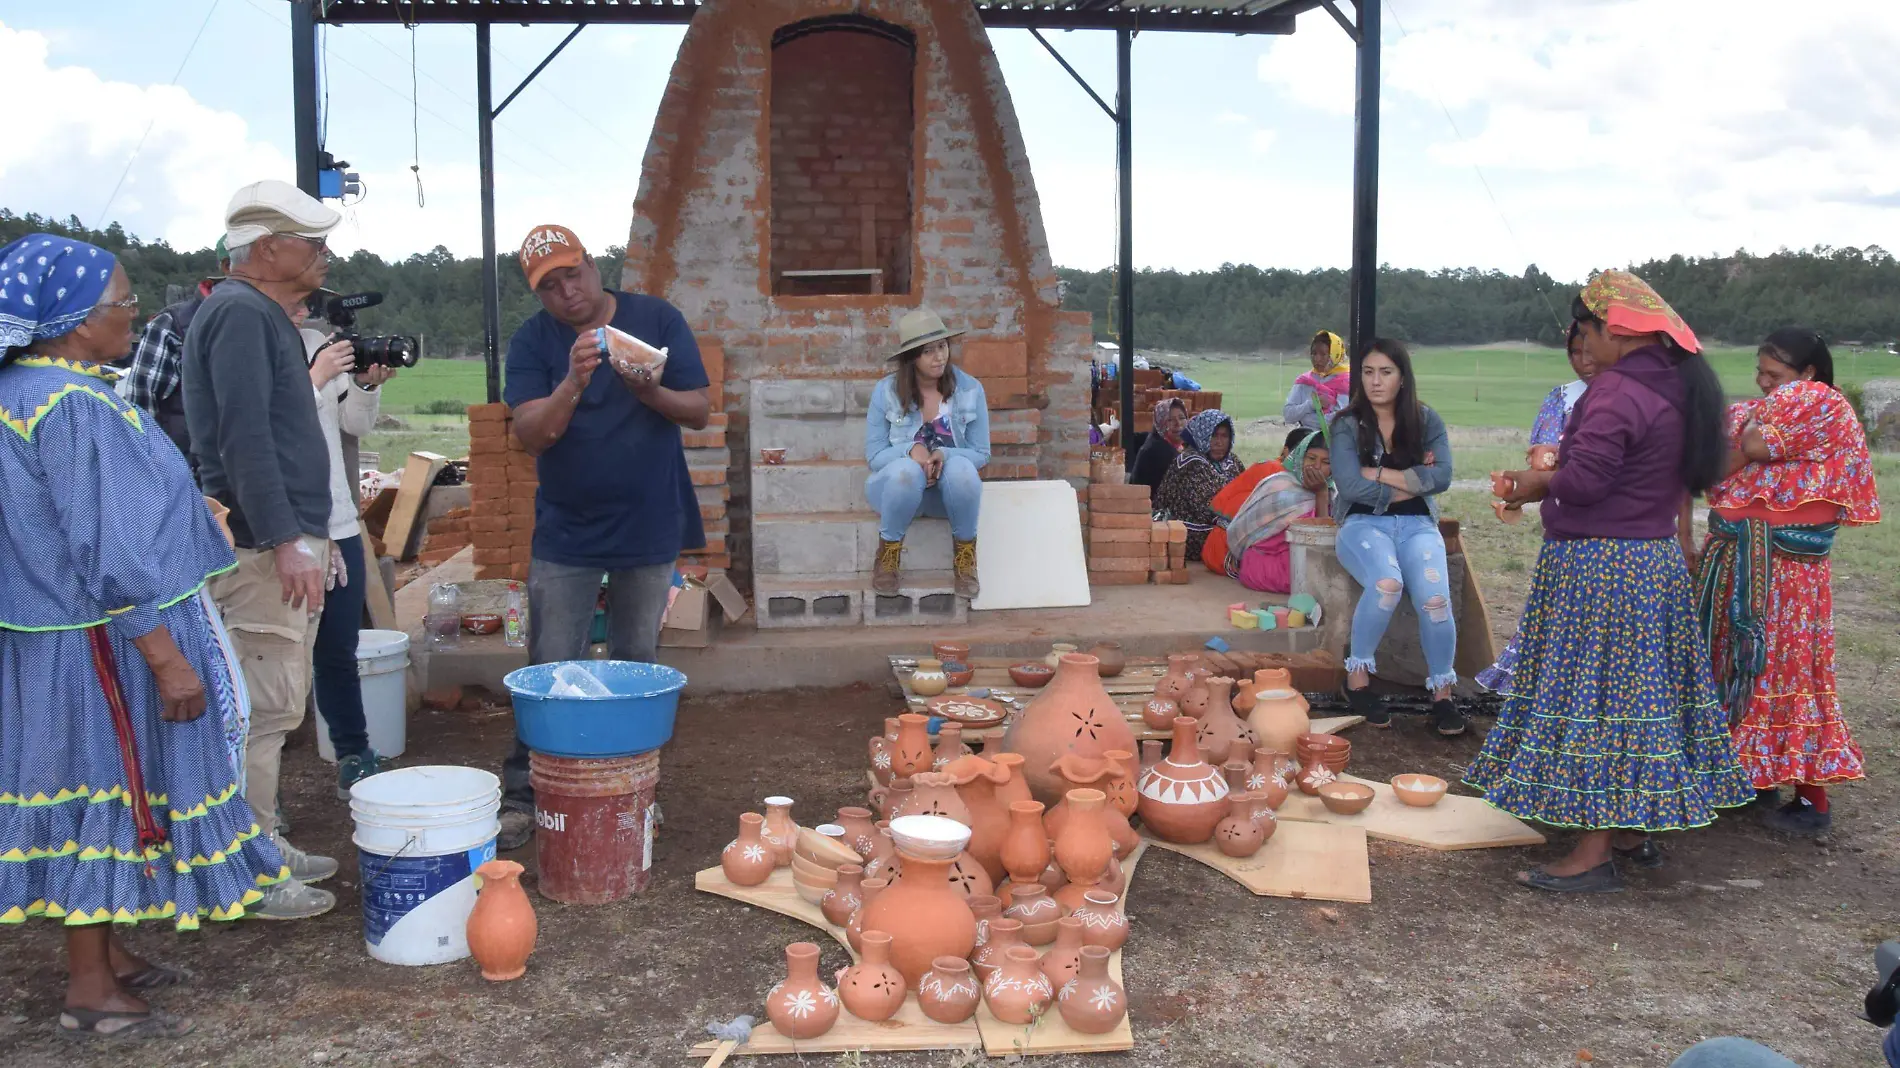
[769, 28, 915, 293]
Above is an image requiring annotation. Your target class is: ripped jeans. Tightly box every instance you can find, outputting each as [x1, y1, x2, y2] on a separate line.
[1334, 513, 1458, 692]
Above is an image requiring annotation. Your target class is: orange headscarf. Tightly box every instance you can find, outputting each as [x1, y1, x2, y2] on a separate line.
[1578, 270, 1700, 354]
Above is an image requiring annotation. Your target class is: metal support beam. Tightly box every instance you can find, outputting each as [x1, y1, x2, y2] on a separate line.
[291, 0, 322, 197]
[477, 24, 503, 406]
[493, 24, 586, 119]
[1029, 29, 1116, 122]
[1116, 28, 1137, 470]
[1346, 0, 1380, 362]
[1320, 0, 1359, 44]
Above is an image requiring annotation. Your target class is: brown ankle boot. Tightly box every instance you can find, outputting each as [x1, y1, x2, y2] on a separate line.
[953, 538, 980, 598]
[873, 537, 904, 594]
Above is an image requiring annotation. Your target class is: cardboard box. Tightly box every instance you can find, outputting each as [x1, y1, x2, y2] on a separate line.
[659, 572, 748, 648]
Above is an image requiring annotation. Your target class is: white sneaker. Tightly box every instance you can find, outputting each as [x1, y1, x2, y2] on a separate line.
[270, 834, 339, 884]
[250, 877, 336, 921]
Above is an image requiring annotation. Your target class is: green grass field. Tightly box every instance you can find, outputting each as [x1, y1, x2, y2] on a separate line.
[358, 358, 490, 470]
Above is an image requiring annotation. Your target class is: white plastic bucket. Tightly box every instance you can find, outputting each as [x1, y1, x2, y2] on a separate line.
[316, 629, 411, 762]
[349, 765, 500, 966]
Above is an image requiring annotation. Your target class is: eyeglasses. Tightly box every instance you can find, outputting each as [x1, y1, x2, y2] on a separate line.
[97, 295, 140, 310]
[280, 233, 334, 259]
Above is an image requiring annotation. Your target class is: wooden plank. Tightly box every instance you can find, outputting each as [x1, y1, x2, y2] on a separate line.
[693, 867, 852, 953]
[360, 552, 398, 631]
[1275, 774, 1546, 851]
[1454, 555, 1501, 681]
[686, 997, 981, 1057]
[382, 451, 447, 561]
[1141, 822, 1371, 903]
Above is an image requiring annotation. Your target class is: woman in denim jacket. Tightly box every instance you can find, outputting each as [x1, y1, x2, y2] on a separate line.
[1328, 339, 1460, 735]
[864, 309, 990, 597]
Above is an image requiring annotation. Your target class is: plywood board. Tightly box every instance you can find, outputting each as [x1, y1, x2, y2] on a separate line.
[360, 551, 398, 631]
[1275, 774, 1546, 851]
[686, 997, 981, 1058]
[693, 867, 852, 953]
[383, 451, 447, 561]
[969, 481, 1091, 612]
[1454, 558, 1501, 680]
[1141, 821, 1372, 903]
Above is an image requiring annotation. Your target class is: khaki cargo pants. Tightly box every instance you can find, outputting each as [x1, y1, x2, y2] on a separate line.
[211, 536, 331, 838]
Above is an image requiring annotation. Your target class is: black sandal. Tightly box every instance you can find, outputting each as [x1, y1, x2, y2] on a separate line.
[1515, 862, 1625, 894]
[118, 964, 190, 990]
[1612, 837, 1664, 870]
[58, 1008, 194, 1040]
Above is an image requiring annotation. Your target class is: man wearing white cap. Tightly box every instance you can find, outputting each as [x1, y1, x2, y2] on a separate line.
[182, 179, 344, 920]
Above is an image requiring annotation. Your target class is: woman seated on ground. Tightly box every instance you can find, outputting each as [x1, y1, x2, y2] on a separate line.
[1200, 427, 1327, 579]
[1153, 409, 1244, 563]
[1328, 339, 1462, 735]
[864, 308, 989, 598]
[1130, 397, 1187, 490]
[1282, 329, 1350, 431]
[1216, 429, 1332, 593]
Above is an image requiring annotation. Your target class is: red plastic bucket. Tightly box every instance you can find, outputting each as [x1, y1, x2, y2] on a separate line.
[528, 750, 659, 904]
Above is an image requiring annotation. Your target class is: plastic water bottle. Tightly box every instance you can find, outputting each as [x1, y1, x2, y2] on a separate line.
[425, 583, 460, 650]
[503, 582, 525, 648]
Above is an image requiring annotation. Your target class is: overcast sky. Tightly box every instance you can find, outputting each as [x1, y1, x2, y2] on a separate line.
[1, 0, 1894, 281]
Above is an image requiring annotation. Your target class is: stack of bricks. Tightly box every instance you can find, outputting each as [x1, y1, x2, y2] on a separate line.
[1084, 483, 1153, 587]
[1153, 520, 1189, 584]
[417, 507, 471, 568]
[962, 338, 1042, 481]
[466, 403, 533, 582]
[682, 341, 731, 572]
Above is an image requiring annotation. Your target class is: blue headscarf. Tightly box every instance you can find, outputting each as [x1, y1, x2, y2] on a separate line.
[1180, 408, 1234, 458]
[0, 234, 119, 357]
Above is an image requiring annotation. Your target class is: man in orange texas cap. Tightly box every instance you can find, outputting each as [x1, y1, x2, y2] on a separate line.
[494, 224, 711, 850]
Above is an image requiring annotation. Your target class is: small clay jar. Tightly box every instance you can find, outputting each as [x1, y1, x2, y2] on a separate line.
[845, 877, 889, 955]
[1044, 642, 1079, 668]
[910, 658, 949, 698]
[466, 859, 536, 981]
[1178, 676, 1212, 719]
[1214, 793, 1267, 858]
[1051, 788, 1114, 912]
[765, 942, 840, 1040]
[1085, 641, 1127, 677]
[721, 812, 775, 887]
[862, 823, 899, 881]
[1139, 739, 1164, 775]
[1154, 654, 1199, 702]
[931, 640, 971, 665]
[1248, 795, 1280, 843]
[918, 956, 981, 1024]
[1039, 915, 1086, 990]
[761, 796, 797, 867]
[869, 717, 900, 787]
[1036, 854, 1069, 897]
[834, 806, 880, 861]
[1070, 889, 1129, 951]
[1142, 696, 1180, 731]
[1297, 754, 1339, 796]
[999, 800, 1050, 888]
[933, 723, 970, 770]
[890, 713, 934, 779]
[968, 893, 1002, 970]
[1057, 945, 1127, 1035]
[1248, 748, 1293, 810]
[1099, 750, 1138, 819]
[821, 864, 865, 927]
[972, 915, 1023, 984]
[984, 945, 1055, 1025]
[1223, 757, 1254, 796]
[836, 930, 907, 1023]
[1003, 882, 1063, 946]
[1194, 677, 1258, 765]
[869, 777, 912, 822]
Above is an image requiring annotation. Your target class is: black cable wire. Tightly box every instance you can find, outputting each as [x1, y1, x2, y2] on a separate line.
[94, 0, 223, 228]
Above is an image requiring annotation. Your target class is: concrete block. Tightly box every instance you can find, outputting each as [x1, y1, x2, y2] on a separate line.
[749, 412, 862, 461]
[856, 515, 953, 570]
[752, 462, 868, 514]
[753, 378, 847, 417]
[844, 378, 878, 415]
[864, 571, 967, 627]
[753, 515, 864, 574]
[754, 574, 864, 630]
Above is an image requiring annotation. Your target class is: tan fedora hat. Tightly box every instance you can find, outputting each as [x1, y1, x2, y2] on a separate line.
[888, 307, 965, 360]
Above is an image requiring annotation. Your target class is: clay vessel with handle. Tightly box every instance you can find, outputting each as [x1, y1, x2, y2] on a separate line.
[890, 713, 933, 779]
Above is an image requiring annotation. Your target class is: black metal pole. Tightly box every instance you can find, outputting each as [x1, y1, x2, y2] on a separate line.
[477, 24, 503, 406]
[1115, 28, 1136, 471]
[1346, 0, 1381, 360]
[290, 0, 321, 197]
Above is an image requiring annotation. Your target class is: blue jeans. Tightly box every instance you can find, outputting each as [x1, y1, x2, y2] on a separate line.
[865, 454, 982, 542]
[1670, 1038, 1800, 1068]
[312, 534, 369, 759]
[1334, 513, 1458, 692]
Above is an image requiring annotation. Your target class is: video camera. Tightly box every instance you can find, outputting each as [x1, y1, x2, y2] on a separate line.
[318, 291, 422, 369]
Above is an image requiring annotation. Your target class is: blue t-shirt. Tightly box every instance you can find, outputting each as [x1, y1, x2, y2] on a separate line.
[503, 291, 709, 569]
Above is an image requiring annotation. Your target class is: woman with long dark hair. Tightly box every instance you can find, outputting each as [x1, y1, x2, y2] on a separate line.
[1327, 339, 1461, 735]
[1697, 328, 1880, 836]
[1467, 270, 1751, 893]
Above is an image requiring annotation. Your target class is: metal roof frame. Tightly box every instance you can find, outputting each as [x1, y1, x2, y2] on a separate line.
[315, 1, 1322, 34]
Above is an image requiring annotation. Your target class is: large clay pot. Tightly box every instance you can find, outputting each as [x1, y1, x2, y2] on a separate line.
[836, 929, 907, 1022]
[1135, 717, 1230, 844]
[1057, 945, 1127, 1034]
[869, 717, 900, 786]
[1246, 676, 1311, 758]
[466, 859, 536, 981]
[765, 942, 840, 1040]
[1044, 756, 1139, 859]
[1195, 678, 1258, 765]
[860, 839, 979, 987]
[1214, 793, 1267, 858]
[972, 916, 1023, 984]
[989, 753, 1034, 809]
[1153, 654, 1199, 702]
[918, 957, 981, 1024]
[984, 945, 1055, 1025]
[1051, 789, 1113, 912]
[891, 714, 934, 779]
[999, 800, 1050, 887]
[1040, 915, 1086, 990]
[845, 877, 889, 954]
[1002, 882, 1063, 946]
[720, 812, 775, 887]
[1085, 641, 1127, 677]
[1000, 653, 1138, 805]
[1070, 889, 1129, 951]
[821, 864, 865, 927]
[933, 723, 970, 769]
[946, 850, 995, 901]
[835, 806, 880, 861]
[895, 771, 973, 825]
[943, 754, 1011, 883]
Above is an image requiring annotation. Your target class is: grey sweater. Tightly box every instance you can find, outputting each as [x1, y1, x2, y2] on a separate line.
[182, 280, 332, 550]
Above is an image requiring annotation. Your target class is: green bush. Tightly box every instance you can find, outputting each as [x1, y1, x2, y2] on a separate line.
[415, 398, 472, 416]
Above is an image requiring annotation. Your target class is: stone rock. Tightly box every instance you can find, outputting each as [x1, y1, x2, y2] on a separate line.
[1858, 378, 1900, 450]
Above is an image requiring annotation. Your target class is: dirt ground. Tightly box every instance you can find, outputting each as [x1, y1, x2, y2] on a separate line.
[4, 660, 1894, 1068]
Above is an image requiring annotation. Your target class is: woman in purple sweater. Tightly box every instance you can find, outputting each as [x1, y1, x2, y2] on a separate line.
[1465, 271, 1752, 893]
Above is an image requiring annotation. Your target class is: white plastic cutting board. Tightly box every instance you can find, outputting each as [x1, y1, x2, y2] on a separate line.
[969, 479, 1092, 611]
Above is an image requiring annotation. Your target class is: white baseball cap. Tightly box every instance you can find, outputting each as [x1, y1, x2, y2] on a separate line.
[224, 179, 340, 250]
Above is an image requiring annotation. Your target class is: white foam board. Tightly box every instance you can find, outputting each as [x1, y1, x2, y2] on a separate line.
[969, 480, 1092, 611]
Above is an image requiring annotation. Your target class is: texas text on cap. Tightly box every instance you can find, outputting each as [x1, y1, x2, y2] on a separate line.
[224, 179, 340, 250]
[519, 225, 587, 289]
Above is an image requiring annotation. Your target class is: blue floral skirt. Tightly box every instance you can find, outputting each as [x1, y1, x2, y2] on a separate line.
[1464, 538, 1752, 831]
[0, 596, 287, 929]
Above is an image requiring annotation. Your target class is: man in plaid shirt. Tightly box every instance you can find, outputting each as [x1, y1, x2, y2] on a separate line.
[117, 237, 228, 474]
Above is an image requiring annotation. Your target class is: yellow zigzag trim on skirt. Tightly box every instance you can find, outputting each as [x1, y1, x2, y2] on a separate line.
[0, 883, 276, 929]
[0, 779, 240, 818]
[0, 808, 260, 868]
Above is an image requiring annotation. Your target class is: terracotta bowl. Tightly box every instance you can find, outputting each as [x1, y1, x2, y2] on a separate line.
[1296, 732, 1349, 753]
[1392, 773, 1449, 808]
[791, 871, 831, 905]
[760, 447, 787, 465]
[1317, 781, 1375, 816]
[942, 662, 975, 688]
[794, 825, 862, 869]
[789, 853, 840, 885]
[932, 641, 971, 664]
[462, 613, 503, 635]
[1008, 663, 1054, 688]
[888, 814, 972, 861]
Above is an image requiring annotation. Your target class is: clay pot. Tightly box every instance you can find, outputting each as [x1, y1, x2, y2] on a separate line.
[972, 915, 1023, 984]
[1393, 773, 1449, 807]
[720, 812, 776, 887]
[931, 640, 971, 665]
[1000, 800, 1051, 888]
[891, 714, 933, 779]
[933, 723, 970, 770]
[835, 806, 880, 861]
[1223, 757, 1254, 797]
[1057, 945, 1127, 1035]
[1044, 642, 1079, 668]
[1214, 793, 1267, 858]
[1178, 675, 1212, 719]
[1044, 755, 1140, 859]
[1040, 916, 1086, 990]
[1008, 662, 1054, 688]
[868, 778, 912, 823]
[1297, 754, 1340, 795]
[1527, 443, 1559, 471]
[897, 771, 973, 826]
[1141, 696, 1179, 731]
[1099, 750, 1138, 818]
[821, 864, 865, 927]
[1139, 739, 1164, 776]
[968, 893, 1002, 974]
[1153, 654, 1199, 702]
[910, 659, 949, 698]
[999, 653, 1139, 806]
[946, 850, 995, 901]
[1003, 882, 1063, 946]
[869, 717, 900, 787]
[836, 930, 907, 1023]
[862, 824, 898, 881]
[1085, 642, 1127, 677]
[1070, 889, 1129, 951]
[765, 942, 840, 1040]
[943, 662, 975, 688]
[983, 945, 1055, 1025]
[944, 754, 1012, 883]
[761, 796, 797, 867]
[1319, 781, 1375, 815]
[859, 830, 979, 987]
[1195, 678, 1258, 766]
[989, 753, 1034, 810]
[466, 859, 536, 981]
[845, 877, 889, 955]
[1097, 853, 1126, 898]
[1135, 717, 1230, 844]
[1490, 470, 1515, 498]
[918, 957, 981, 1024]
[1246, 682, 1311, 760]
[1051, 789, 1113, 912]
[1247, 749, 1292, 811]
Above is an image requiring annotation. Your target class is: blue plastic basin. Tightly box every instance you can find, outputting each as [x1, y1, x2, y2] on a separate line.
[503, 661, 688, 758]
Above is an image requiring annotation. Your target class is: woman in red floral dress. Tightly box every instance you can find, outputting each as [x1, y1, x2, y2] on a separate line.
[1695, 329, 1881, 836]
